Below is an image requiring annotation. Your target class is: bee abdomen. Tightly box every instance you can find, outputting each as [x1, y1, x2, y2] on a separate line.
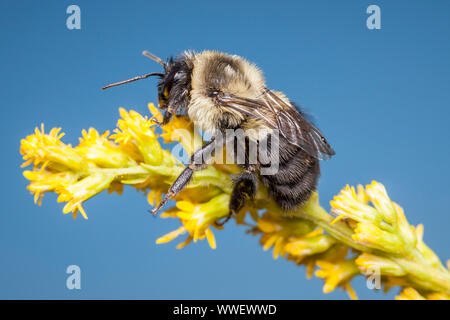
[260, 145, 320, 211]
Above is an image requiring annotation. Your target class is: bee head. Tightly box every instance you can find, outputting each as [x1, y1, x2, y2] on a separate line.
[157, 56, 193, 115]
[102, 51, 192, 117]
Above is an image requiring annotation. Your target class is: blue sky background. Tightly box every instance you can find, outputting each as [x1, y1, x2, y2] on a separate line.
[1, 0, 449, 299]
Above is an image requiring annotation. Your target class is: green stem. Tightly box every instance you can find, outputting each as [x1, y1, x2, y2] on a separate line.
[297, 202, 368, 252]
[391, 257, 450, 293]
[87, 165, 151, 177]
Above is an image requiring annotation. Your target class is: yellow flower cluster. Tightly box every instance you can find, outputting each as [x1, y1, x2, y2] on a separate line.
[247, 205, 358, 299]
[20, 103, 450, 299]
[20, 104, 231, 242]
[329, 183, 450, 295]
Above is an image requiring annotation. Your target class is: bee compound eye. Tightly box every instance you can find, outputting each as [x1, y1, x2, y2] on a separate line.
[208, 90, 220, 97]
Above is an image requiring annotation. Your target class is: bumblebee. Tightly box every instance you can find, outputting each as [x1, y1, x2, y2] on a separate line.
[103, 50, 335, 224]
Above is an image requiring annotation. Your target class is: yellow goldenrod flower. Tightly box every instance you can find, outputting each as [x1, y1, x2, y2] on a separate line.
[365, 181, 397, 225]
[330, 184, 382, 226]
[396, 287, 450, 300]
[331, 182, 413, 254]
[19, 103, 450, 299]
[395, 287, 426, 300]
[57, 172, 115, 219]
[352, 222, 403, 254]
[355, 253, 406, 277]
[250, 211, 334, 260]
[284, 233, 336, 262]
[156, 194, 230, 249]
[315, 259, 359, 300]
[160, 114, 202, 155]
[330, 182, 450, 296]
[111, 106, 168, 166]
[76, 128, 135, 168]
[23, 170, 79, 206]
[20, 105, 180, 220]
[425, 292, 450, 300]
[21, 125, 85, 171]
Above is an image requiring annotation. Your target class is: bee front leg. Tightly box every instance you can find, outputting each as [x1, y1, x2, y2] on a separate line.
[215, 171, 258, 226]
[150, 111, 172, 126]
[150, 136, 223, 215]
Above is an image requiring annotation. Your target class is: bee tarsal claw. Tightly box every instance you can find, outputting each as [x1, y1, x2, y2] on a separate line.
[150, 116, 162, 126]
[214, 212, 233, 227]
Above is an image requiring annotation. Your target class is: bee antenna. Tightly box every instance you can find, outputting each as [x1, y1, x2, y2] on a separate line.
[101, 72, 164, 90]
[142, 50, 166, 69]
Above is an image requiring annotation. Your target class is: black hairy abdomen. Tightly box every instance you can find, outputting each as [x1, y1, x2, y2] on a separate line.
[258, 137, 320, 211]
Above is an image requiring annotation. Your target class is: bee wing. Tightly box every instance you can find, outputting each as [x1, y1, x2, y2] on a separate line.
[217, 88, 335, 160]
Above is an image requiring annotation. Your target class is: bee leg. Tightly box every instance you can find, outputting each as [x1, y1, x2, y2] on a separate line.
[150, 111, 172, 126]
[215, 171, 257, 226]
[150, 136, 223, 215]
[150, 166, 194, 215]
[161, 111, 173, 125]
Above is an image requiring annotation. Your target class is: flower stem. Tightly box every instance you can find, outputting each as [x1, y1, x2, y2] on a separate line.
[293, 194, 369, 252]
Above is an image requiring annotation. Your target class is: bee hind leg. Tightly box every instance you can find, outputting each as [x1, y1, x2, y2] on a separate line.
[215, 171, 257, 226]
